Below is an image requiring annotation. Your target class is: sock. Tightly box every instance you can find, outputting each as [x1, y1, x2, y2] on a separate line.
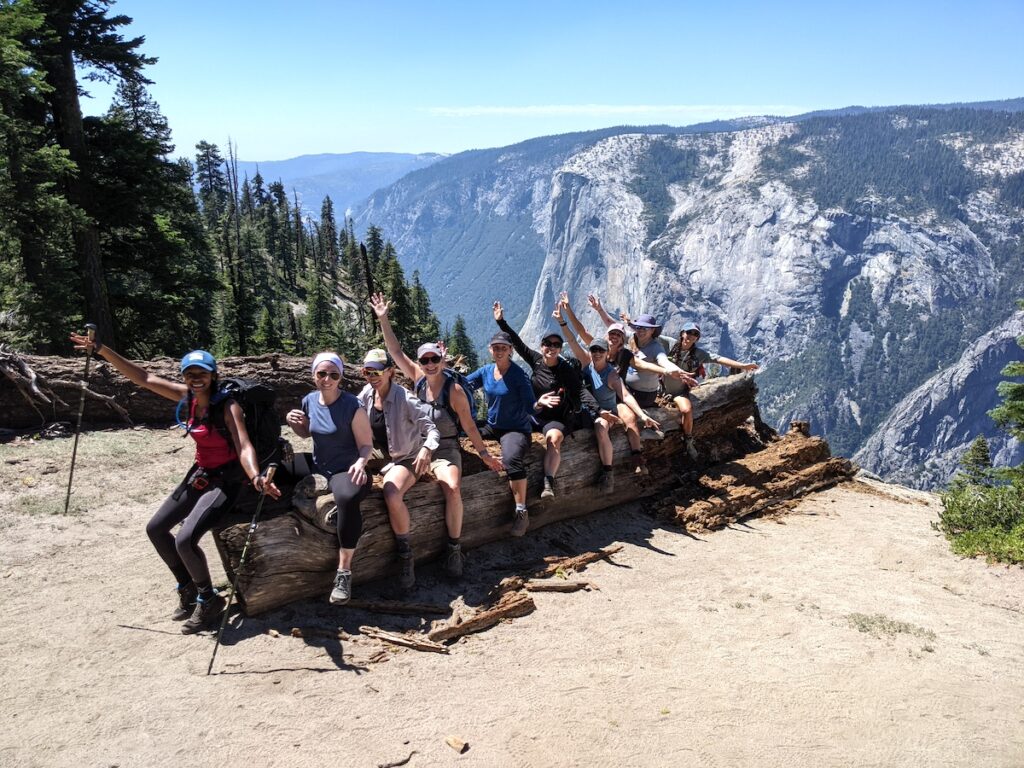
[631, 449, 642, 455]
[395, 534, 412, 555]
[545, 474, 555, 483]
[447, 536, 460, 547]
[515, 503, 527, 513]
[602, 464, 613, 472]
[196, 585, 214, 601]
[337, 568, 351, 575]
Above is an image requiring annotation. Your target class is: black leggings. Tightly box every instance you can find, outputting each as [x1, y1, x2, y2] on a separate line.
[480, 424, 531, 481]
[294, 453, 369, 550]
[147, 468, 242, 590]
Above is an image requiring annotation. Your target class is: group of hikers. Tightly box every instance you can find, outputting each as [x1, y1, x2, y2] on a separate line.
[68, 292, 757, 633]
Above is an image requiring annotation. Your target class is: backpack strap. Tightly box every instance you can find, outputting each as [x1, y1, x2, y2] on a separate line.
[416, 372, 464, 434]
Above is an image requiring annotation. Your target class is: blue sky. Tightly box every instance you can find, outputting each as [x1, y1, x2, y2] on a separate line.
[81, 0, 1024, 162]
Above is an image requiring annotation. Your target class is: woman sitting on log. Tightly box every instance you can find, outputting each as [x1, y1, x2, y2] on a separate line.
[356, 348, 440, 591]
[67, 333, 280, 633]
[369, 292, 503, 579]
[559, 293, 665, 475]
[492, 300, 600, 502]
[286, 352, 372, 604]
[464, 331, 536, 536]
[664, 322, 759, 460]
[553, 302, 662, 492]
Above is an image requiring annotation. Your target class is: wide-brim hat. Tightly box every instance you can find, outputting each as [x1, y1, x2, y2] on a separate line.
[630, 313, 661, 329]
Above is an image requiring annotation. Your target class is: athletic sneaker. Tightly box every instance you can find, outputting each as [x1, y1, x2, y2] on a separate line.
[598, 469, 615, 493]
[541, 476, 556, 499]
[181, 591, 226, 634]
[631, 453, 649, 476]
[397, 551, 416, 591]
[445, 543, 464, 579]
[172, 582, 198, 622]
[683, 435, 699, 461]
[330, 569, 352, 604]
[511, 507, 530, 537]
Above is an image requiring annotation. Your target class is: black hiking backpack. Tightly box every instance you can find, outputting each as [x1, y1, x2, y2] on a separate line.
[209, 377, 282, 467]
[414, 369, 473, 436]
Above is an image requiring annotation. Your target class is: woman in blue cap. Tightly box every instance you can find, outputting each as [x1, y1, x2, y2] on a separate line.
[68, 332, 280, 633]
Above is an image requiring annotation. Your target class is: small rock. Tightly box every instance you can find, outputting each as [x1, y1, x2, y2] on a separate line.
[445, 736, 469, 754]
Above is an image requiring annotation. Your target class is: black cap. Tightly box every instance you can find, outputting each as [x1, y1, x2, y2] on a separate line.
[489, 331, 513, 346]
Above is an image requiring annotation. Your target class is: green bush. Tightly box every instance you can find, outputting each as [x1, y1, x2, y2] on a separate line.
[938, 481, 1024, 564]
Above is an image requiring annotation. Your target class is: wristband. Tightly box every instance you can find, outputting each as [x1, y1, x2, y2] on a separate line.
[93, 340, 104, 354]
[558, 322, 567, 327]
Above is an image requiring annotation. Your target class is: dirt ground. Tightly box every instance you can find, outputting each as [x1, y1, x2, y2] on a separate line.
[1, 427, 1022, 768]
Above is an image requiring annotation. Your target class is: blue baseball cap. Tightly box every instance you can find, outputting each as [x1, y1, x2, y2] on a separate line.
[180, 350, 217, 373]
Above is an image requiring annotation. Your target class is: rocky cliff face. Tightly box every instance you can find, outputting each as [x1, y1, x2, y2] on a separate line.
[354, 108, 1024, 486]
[854, 312, 1024, 489]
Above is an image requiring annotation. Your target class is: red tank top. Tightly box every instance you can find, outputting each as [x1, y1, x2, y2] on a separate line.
[189, 399, 238, 469]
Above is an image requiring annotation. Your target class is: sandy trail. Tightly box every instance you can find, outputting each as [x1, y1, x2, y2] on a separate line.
[1, 429, 1022, 767]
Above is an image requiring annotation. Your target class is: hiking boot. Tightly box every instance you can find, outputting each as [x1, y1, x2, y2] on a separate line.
[397, 550, 416, 591]
[330, 569, 352, 604]
[541, 477, 555, 499]
[683, 435, 699, 461]
[171, 582, 198, 621]
[640, 427, 665, 441]
[444, 543, 464, 579]
[181, 591, 226, 634]
[631, 453, 649, 476]
[511, 507, 530, 537]
[597, 469, 614, 493]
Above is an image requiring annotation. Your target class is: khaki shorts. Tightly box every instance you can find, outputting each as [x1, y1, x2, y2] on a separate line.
[366, 447, 417, 476]
[430, 438, 463, 474]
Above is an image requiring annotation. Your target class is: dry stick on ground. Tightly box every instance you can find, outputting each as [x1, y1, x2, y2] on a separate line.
[359, 626, 450, 654]
[344, 599, 451, 616]
[535, 544, 624, 578]
[428, 590, 537, 644]
[525, 580, 597, 592]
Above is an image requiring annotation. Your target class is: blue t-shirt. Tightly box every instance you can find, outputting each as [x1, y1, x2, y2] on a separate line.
[464, 362, 533, 432]
[302, 391, 361, 476]
[585, 363, 617, 411]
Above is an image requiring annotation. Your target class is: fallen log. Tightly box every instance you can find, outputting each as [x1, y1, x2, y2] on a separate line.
[0, 352, 366, 428]
[427, 590, 537, 644]
[525, 580, 597, 593]
[670, 427, 856, 530]
[219, 373, 760, 615]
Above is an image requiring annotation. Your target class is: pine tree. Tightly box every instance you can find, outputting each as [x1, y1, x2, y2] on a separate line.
[446, 315, 479, 370]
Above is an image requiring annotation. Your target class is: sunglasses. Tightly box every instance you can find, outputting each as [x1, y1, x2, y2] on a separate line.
[589, 347, 607, 354]
[419, 355, 442, 365]
[542, 340, 563, 348]
[682, 330, 700, 337]
[490, 344, 510, 352]
[362, 368, 384, 378]
[315, 370, 341, 380]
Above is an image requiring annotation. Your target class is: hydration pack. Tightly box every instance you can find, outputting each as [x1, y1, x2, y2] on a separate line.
[414, 369, 472, 437]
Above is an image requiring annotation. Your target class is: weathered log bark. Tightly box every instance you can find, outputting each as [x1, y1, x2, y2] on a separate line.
[427, 590, 538, 643]
[220, 374, 760, 615]
[0, 352, 365, 429]
[669, 427, 856, 530]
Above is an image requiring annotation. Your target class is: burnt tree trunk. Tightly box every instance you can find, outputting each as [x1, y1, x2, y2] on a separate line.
[220, 374, 760, 616]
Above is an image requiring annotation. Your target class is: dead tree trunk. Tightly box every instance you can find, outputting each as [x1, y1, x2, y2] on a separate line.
[219, 374, 760, 615]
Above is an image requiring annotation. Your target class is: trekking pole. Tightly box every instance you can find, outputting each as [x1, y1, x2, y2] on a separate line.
[207, 463, 277, 676]
[63, 323, 97, 515]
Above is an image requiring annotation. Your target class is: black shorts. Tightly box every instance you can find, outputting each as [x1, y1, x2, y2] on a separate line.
[629, 388, 659, 408]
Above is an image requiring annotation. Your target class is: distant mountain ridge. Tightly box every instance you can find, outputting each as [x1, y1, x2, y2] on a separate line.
[350, 97, 1024, 488]
[234, 151, 445, 215]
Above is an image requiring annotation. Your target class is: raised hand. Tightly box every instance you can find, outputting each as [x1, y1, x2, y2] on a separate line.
[551, 303, 563, 323]
[369, 292, 391, 319]
[492, 300, 504, 323]
[587, 293, 603, 312]
[558, 290, 569, 309]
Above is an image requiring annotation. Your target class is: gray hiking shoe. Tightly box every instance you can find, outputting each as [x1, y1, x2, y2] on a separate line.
[640, 427, 665, 441]
[511, 508, 530, 537]
[171, 582, 198, 622]
[330, 569, 352, 604]
[541, 476, 555, 499]
[683, 435, 699, 461]
[598, 469, 615, 493]
[445, 543, 464, 579]
[181, 591, 225, 634]
[397, 550, 416, 591]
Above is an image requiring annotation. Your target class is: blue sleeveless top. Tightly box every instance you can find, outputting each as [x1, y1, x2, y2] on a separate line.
[302, 391, 361, 476]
